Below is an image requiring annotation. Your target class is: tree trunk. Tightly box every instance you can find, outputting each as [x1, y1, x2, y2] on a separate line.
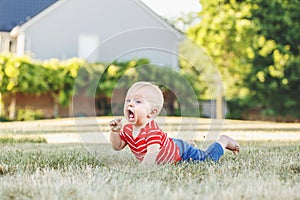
[9, 94, 16, 120]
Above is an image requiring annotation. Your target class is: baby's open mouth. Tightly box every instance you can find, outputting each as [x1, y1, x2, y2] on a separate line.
[128, 109, 135, 121]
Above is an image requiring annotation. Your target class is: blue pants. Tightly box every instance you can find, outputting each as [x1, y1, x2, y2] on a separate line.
[172, 138, 224, 162]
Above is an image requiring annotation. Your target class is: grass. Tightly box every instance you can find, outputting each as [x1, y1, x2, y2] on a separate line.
[0, 135, 47, 144]
[0, 141, 299, 200]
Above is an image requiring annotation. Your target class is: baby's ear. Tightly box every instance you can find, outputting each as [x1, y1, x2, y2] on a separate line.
[148, 108, 159, 118]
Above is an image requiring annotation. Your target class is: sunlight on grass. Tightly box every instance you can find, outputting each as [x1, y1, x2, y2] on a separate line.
[0, 142, 299, 199]
[0, 135, 47, 144]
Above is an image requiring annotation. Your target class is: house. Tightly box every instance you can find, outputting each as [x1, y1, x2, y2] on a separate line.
[0, 0, 57, 54]
[0, 0, 183, 67]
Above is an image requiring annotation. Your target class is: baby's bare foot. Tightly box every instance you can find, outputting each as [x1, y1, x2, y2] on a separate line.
[217, 135, 240, 155]
[187, 140, 197, 148]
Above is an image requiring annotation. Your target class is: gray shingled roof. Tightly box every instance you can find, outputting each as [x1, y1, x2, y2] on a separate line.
[0, 0, 58, 32]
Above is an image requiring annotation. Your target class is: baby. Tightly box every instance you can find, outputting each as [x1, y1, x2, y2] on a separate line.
[109, 81, 240, 166]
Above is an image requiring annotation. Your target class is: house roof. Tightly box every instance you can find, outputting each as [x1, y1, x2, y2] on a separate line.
[0, 0, 58, 32]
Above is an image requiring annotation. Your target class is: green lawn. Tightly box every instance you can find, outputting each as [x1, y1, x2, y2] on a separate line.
[0, 141, 299, 200]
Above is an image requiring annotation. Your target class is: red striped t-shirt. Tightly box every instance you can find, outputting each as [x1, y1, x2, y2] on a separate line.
[119, 120, 181, 164]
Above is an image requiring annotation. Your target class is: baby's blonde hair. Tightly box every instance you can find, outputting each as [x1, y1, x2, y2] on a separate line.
[126, 81, 164, 114]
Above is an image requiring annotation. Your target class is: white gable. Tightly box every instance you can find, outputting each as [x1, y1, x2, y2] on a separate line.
[19, 0, 183, 67]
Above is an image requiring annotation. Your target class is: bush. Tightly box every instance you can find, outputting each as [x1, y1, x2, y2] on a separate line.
[0, 116, 10, 122]
[17, 108, 44, 121]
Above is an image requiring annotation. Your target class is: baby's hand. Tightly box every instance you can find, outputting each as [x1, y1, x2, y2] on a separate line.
[109, 118, 122, 132]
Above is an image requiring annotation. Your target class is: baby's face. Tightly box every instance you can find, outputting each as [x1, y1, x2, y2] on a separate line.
[123, 87, 153, 127]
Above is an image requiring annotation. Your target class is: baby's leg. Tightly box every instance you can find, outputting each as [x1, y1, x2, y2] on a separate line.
[217, 135, 240, 155]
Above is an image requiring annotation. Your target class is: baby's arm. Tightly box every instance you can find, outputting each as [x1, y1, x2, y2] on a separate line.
[141, 144, 160, 166]
[109, 118, 127, 150]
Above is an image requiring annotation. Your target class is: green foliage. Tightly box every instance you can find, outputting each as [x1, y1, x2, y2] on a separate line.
[0, 115, 10, 122]
[188, 0, 300, 119]
[188, 0, 255, 100]
[42, 58, 89, 106]
[0, 53, 22, 92]
[16, 108, 44, 121]
[0, 53, 150, 108]
[0, 54, 85, 106]
[244, 0, 300, 118]
[97, 59, 150, 97]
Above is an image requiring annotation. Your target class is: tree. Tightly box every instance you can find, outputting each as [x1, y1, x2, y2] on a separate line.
[188, 0, 300, 120]
[245, 0, 300, 118]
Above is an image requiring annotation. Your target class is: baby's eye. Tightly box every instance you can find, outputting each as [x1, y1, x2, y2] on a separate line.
[135, 100, 142, 104]
[126, 99, 131, 103]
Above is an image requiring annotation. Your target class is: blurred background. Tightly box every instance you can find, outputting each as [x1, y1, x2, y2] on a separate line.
[0, 0, 299, 122]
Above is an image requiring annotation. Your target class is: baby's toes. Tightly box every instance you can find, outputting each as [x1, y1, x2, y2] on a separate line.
[233, 145, 240, 155]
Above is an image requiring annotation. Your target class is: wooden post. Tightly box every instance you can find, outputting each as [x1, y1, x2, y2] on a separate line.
[9, 94, 16, 120]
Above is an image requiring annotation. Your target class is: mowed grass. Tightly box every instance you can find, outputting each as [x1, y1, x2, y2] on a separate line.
[0, 141, 299, 200]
